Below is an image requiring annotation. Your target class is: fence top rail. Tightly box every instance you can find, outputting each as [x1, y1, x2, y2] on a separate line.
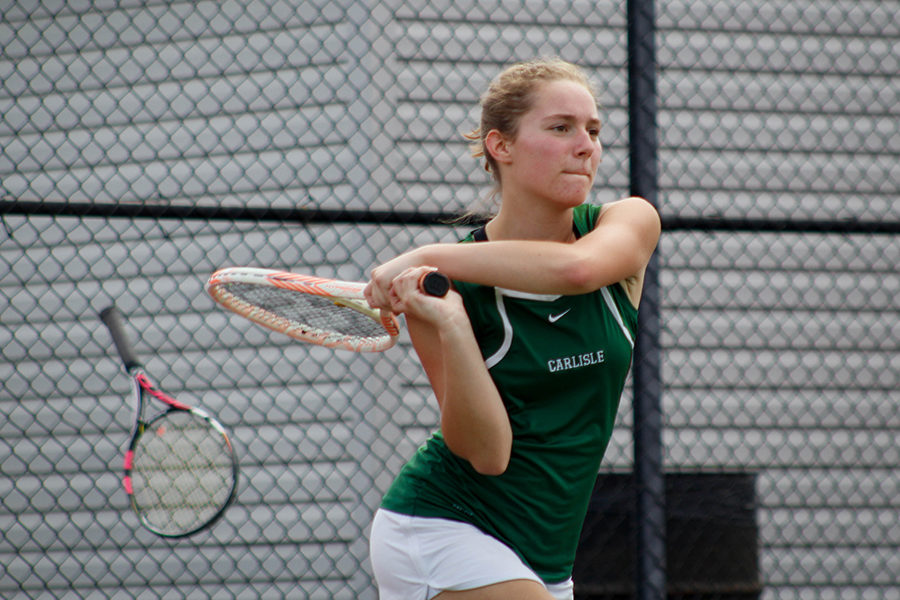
[2, 197, 899, 235]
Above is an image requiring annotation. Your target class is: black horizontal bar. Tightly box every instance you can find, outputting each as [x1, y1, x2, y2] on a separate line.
[662, 215, 900, 235]
[2, 198, 898, 235]
[0, 198, 462, 226]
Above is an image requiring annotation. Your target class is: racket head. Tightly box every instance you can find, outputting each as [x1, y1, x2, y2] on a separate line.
[125, 405, 238, 537]
[206, 267, 400, 352]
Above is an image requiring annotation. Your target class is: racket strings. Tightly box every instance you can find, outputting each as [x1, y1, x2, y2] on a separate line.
[224, 282, 387, 339]
[131, 411, 235, 536]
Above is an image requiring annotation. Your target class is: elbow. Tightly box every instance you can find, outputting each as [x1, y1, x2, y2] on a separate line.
[445, 435, 511, 476]
[559, 255, 600, 294]
[469, 451, 510, 476]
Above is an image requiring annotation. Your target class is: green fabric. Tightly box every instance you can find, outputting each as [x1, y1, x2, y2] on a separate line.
[380, 203, 638, 582]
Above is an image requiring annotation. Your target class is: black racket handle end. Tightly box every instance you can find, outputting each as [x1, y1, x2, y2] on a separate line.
[99, 305, 142, 371]
[420, 271, 451, 297]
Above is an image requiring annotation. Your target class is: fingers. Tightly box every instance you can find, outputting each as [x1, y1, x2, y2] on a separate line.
[364, 251, 421, 310]
[367, 263, 453, 324]
[389, 266, 433, 305]
[389, 266, 456, 321]
[364, 268, 394, 311]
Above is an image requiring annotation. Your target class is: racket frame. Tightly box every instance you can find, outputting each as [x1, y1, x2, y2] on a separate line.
[206, 267, 402, 352]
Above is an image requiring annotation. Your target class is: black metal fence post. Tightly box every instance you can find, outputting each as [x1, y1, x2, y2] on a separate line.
[628, 0, 666, 599]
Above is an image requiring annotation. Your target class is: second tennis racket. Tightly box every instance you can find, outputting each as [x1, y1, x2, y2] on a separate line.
[100, 305, 239, 537]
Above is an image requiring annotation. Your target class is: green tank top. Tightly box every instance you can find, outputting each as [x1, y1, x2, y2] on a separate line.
[380, 203, 638, 583]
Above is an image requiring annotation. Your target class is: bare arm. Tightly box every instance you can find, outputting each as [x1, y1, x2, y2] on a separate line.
[366, 197, 660, 308]
[388, 268, 512, 476]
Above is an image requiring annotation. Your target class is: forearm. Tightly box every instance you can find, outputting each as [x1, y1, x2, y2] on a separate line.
[412, 241, 598, 294]
[371, 198, 660, 297]
[408, 311, 512, 476]
[436, 315, 512, 475]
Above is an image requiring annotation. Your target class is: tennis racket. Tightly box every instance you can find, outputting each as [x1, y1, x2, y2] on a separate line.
[100, 305, 238, 538]
[205, 267, 451, 352]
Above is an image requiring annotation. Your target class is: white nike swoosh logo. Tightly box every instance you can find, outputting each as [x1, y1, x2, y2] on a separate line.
[548, 309, 571, 323]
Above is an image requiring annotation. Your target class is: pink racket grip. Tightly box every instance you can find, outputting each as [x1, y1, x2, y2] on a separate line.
[419, 271, 450, 297]
[123, 450, 134, 494]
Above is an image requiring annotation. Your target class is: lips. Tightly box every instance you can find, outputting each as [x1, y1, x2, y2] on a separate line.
[563, 167, 594, 177]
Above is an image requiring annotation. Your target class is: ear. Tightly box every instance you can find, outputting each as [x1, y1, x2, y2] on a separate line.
[484, 129, 513, 165]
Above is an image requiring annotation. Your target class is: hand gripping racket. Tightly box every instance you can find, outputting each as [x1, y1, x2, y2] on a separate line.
[100, 305, 238, 537]
[205, 267, 451, 352]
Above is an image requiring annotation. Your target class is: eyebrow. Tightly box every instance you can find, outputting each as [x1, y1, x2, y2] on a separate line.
[543, 113, 602, 127]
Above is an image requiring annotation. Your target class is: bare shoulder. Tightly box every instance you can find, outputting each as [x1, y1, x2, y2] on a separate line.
[596, 196, 660, 309]
[598, 196, 661, 230]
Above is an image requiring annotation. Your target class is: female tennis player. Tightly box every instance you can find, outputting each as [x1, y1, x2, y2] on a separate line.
[364, 58, 661, 600]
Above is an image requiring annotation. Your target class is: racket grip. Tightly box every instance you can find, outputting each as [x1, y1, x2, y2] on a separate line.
[420, 271, 451, 297]
[99, 305, 141, 371]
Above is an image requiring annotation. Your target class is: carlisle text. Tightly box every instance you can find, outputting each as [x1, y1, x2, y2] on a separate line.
[547, 350, 605, 373]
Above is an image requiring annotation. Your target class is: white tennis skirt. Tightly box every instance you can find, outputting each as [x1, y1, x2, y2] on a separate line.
[369, 508, 574, 600]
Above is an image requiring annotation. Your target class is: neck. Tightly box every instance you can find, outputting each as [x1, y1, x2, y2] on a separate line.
[487, 197, 578, 243]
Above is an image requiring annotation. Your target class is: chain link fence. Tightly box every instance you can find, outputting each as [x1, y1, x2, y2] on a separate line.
[2, 1, 899, 599]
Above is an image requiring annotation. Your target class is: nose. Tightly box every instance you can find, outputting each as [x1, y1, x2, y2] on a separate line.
[575, 129, 599, 157]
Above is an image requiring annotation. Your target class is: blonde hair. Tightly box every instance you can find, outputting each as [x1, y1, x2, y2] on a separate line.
[465, 58, 599, 200]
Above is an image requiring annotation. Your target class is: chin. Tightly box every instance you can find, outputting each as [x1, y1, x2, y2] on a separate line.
[552, 195, 589, 210]
[554, 187, 592, 207]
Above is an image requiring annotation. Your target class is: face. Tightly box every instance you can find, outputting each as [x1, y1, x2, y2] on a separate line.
[495, 79, 603, 209]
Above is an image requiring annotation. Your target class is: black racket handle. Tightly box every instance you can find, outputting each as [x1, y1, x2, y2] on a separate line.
[420, 271, 451, 297]
[99, 305, 142, 371]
